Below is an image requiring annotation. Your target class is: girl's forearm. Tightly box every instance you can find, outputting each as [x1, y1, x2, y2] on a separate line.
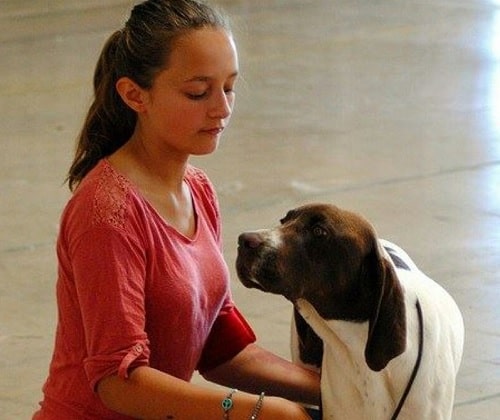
[98, 366, 222, 419]
[96, 365, 310, 419]
[202, 343, 321, 407]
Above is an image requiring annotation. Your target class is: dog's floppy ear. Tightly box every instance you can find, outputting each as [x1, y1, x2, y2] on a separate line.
[364, 243, 406, 371]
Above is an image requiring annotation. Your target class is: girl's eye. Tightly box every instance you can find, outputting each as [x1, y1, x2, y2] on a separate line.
[186, 92, 208, 100]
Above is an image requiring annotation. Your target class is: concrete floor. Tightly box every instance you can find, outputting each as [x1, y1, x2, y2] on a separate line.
[1, 0, 499, 418]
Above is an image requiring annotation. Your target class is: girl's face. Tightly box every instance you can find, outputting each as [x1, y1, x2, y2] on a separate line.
[139, 27, 239, 158]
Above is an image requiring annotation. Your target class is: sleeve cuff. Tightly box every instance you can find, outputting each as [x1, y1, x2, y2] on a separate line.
[84, 340, 150, 391]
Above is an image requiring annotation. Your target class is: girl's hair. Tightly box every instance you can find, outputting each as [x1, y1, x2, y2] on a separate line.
[67, 0, 229, 191]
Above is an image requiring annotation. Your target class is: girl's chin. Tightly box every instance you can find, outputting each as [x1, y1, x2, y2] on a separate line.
[192, 141, 220, 156]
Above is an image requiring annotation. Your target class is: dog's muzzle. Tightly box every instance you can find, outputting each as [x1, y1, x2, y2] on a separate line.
[236, 231, 272, 291]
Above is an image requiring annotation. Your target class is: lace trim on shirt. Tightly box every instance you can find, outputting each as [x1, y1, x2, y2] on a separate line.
[92, 162, 130, 229]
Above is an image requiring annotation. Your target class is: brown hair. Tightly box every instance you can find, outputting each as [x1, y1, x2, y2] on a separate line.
[67, 0, 229, 191]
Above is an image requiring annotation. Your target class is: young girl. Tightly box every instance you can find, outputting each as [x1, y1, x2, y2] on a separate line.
[33, 1, 320, 419]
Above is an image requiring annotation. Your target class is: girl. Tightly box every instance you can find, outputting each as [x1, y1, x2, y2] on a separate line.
[33, 1, 320, 419]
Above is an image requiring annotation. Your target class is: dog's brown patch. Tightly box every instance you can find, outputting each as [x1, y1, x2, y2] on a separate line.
[236, 203, 407, 371]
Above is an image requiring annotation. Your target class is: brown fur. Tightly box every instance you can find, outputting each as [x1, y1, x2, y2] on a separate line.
[236, 203, 407, 371]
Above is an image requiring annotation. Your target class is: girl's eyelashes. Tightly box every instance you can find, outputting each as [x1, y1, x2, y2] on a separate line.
[185, 87, 235, 101]
[186, 92, 208, 100]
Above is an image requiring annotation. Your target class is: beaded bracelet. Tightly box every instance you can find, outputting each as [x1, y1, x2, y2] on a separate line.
[249, 392, 265, 420]
[221, 389, 238, 419]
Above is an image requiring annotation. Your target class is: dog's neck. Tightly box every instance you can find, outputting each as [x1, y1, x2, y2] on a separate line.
[295, 298, 369, 358]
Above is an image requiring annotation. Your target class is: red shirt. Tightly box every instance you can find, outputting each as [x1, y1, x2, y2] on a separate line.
[34, 160, 255, 419]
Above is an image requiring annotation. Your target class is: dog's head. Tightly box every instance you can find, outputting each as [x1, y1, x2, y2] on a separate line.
[236, 203, 406, 371]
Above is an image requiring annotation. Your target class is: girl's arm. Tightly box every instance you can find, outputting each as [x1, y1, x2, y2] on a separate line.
[97, 364, 312, 419]
[202, 343, 321, 407]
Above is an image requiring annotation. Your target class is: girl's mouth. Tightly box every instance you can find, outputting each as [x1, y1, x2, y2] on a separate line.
[201, 126, 224, 135]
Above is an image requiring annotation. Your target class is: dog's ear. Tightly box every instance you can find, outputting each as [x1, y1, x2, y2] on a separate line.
[364, 243, 406, 371]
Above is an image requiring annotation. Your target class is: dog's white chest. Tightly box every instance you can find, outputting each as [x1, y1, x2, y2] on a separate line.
[297, 305, 401, 420]
[320, 345, 403, 420]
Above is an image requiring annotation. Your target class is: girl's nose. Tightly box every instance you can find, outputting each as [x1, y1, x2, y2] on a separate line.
[209, 89, 234, 119]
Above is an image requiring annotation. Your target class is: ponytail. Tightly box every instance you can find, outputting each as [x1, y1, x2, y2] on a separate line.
[67, 30, 135, 191]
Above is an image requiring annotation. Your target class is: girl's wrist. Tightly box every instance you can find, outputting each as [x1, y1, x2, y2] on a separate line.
[220, 389, 266, 420]
[248, 392, 265, 420]
[221, 389, 238, 419]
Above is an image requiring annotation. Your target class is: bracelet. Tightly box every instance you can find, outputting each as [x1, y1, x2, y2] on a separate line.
[222, 389, 238, 419]
[249, 392, 265, 420]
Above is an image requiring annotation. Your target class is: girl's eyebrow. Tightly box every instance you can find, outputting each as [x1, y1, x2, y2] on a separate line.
[183, 71, 239, 83]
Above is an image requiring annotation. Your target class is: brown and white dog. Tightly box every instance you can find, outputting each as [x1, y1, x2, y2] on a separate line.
[236, 203, 464, 420]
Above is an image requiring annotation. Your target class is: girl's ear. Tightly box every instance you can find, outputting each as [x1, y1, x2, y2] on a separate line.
[115, 77, 148, 113]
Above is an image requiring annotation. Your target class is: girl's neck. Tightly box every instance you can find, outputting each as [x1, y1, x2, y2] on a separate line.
[115, 133, 189, 194]
[108, 135, 196, 238]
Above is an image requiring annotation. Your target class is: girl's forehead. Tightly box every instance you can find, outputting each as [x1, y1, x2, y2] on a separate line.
[164, 27, 238, 80]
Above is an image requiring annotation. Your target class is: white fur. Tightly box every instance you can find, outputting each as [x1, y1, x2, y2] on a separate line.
[293, 240, 464, 420]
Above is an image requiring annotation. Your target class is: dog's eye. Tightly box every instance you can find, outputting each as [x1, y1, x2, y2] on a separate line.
[312, 225, 328, 237]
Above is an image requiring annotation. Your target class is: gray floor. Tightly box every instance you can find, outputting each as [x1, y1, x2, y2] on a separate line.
[1, 0, 499, 418]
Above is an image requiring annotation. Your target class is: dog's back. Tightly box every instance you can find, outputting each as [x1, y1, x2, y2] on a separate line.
[382, 240, 464, 419]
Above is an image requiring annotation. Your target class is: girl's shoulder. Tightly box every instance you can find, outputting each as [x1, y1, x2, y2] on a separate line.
[185, 164, 221, 236]
[185, 164, 217, 200]
[63, 159, 135, 230]
[185, 164, 211, 186]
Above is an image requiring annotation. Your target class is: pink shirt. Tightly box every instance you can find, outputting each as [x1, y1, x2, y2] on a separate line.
[34, 160, 255, 419]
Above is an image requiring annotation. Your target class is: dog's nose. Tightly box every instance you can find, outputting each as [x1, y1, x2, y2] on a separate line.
[238, 232, 263, 249]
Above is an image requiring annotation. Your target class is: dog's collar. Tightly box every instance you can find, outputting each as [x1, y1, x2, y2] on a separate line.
[391, 299, 424, 420]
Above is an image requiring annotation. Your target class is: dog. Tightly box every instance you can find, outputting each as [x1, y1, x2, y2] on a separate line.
[236, 203, 464, 420]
